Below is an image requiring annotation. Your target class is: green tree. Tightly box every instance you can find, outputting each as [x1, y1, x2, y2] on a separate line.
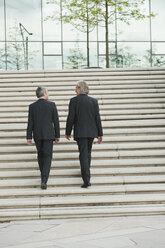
[46, 0, 154, 68]
[96, 0, 154, 68]
[0, 25, 24, 70]
[46, 0, 98, 67]
[8, 28, 24, 70]
[153, 57, 165, 67]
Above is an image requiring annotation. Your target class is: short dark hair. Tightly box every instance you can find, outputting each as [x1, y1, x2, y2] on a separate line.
[36, 87, 47, 98]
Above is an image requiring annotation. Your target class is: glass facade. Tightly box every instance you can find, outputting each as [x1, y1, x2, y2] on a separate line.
[0, 0, 165, 70]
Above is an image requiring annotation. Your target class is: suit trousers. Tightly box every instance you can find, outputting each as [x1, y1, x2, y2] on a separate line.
[76, 138, 94, 184]
[35, 139, 53, 183]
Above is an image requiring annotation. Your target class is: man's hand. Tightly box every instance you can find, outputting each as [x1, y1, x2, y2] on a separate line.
[55, 139, 59, 144]
[98, 136, 103, 144]
[65, 135, 71, 140]
[27, 140, 32, 146]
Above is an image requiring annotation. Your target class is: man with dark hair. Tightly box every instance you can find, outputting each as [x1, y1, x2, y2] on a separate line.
[27, 87, 60, 189]
[66, 81, 103, 188]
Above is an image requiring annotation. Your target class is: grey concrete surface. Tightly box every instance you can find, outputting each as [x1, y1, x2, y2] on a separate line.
[0, 215, 165, 248]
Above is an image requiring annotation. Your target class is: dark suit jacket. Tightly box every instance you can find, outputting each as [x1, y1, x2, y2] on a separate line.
[26, 98, 60, 141]
[66, 94, 103, 139]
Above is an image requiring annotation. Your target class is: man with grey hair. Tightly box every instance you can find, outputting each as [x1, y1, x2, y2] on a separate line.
[26, 87, 60, 189]
[66, 81, 103, 188]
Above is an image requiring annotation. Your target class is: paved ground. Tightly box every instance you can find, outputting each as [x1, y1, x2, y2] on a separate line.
[0, 215, 165, 248]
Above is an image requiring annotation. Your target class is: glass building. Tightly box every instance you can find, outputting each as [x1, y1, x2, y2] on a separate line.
[0, 0, 165, 70]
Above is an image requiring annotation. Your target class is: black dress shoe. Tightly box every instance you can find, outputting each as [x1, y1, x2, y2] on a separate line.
[41, 182, 47, 190]
[81, 183, 91, 188]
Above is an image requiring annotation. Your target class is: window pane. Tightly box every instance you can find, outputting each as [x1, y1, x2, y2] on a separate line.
[110, 43, 116, 54]
[63, 42, 87, 69]
[117, 42, 150, 67]
[0, 42, 6, 70]
[98, 42, 116, 67]
[28, 42, 42, 70]
[109, 24, 116, 42]
[63, 23, 86, 41]
[99, 42, 105, 55]
[89, 42, 98, 67]
[98, 23, 115, 42]
[98, 22, 105, 42]
[152, 0, 165, 41]
[43, 0, 61, 41]
[153, 42, 165, 54]
[0, 1, 4, 40]
[99, 55, 106, 68]
[6, 0, 41, 41]
[44, 56, 62, 70]
[99, 42, 116, 55]
[117, 1, 150, 41]
[44, 42, 61, 55]
[89, 27, 97, 42]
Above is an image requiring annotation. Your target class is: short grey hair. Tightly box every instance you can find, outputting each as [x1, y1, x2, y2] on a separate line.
[76, 80, 89, 94]
[36, 87, 47, 98]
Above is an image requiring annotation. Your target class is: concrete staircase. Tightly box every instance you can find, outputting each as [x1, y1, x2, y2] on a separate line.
[0, 67, 165, 221]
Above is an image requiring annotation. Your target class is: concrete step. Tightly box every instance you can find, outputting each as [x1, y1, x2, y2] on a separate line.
[1, 73, 165, 83]
[0, 150, 165, 162]
[1, 88, 165, 96]
[0, 193, 165, 209]
[2, 71, 164, 81]
[1, 83, 165, 93]
[0, 82, 165, 93]
[0, 175, 165, 189]
[1, 79, 165, 88]
[0, 136, 165, 146]
[1, 109, 165, 118]
[0, 158, 164, 170]
[0, 68, 165, 220]
[0, 66, 164, 73]
[1, 128, 165, 139]
[0, 142, 165, 153]
[1, 119, 165, 131]
[0, 114, 164, 123]
[0, 67, 165, 78]
[1, 167, 165, 179]
[0, 204, 165, 221]
[1, 103, 165, 113]
[1, 84, 165, 92]
[1, 99, 165, 106]
[1, 113, 165, 121]
[61, 114, 165, 121]
[0, 184, 165, 198]
[1, 93, 165, 102]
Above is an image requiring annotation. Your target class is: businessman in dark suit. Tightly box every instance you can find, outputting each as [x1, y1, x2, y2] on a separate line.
[66, 81, 103, 188]
[26, 87, 60, 189]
